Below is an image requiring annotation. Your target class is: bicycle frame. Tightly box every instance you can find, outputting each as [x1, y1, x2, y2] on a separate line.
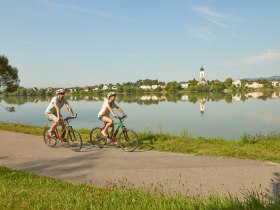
[102, 116, 127, 139]
[90, 115, 138, 152]
[52, 117, 74, 140]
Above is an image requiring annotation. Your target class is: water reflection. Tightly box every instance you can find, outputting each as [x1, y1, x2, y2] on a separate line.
[1, 92, 280, 139]
[1, 91, 279, 106]
[1, 91, 279, 118]
[199, 99, 206, 116]
[0, 103, 15, 112]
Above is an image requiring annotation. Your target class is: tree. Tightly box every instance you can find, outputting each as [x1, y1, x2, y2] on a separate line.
[0, 55, 20, 92]
[165, 81, 182, 92]
[224, 78, 233, 88]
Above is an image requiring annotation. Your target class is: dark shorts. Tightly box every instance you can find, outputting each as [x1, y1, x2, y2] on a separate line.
[98, 115, 105, 121]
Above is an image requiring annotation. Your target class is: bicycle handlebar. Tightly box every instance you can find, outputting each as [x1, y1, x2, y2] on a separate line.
[63, 114, 78, 121]
[118, 115, 127, 119]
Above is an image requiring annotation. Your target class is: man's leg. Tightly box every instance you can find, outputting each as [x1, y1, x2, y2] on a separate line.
[47, 114, 59, 137]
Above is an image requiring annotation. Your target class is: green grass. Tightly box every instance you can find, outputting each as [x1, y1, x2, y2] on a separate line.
[1, 166, 280, 210]
[138, 132, 280, 163]
[1, 122, 280, 163]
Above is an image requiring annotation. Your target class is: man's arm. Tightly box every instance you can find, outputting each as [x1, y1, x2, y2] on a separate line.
[65, 104, 75, 116]
[54, 103, 62, 120]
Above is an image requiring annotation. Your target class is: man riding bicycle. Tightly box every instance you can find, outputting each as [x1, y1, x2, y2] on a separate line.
[45, 89, 76, 138]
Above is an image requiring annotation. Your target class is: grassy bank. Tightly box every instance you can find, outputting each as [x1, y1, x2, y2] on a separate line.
[1, 166, 280, 210]
[1, 122, 280, 163]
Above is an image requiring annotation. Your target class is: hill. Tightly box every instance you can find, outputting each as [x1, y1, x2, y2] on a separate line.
[242, 75, 280, 81]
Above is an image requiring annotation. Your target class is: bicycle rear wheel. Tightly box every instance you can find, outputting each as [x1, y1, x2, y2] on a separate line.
[118, 129, 138, 152]
[89, 127, 106, 148]
[43, 126, 57, 147]
[66, 129, 82, 152]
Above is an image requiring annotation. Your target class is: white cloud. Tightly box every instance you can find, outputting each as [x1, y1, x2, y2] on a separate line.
[58, 4, 118, 19]
[186, 26, 215, 42]
[218, 49, 280, 67]
[247, 49, 280, 64]
[192, 6, 228, 29]
[192, 6, 241, 29]
[36, 0, 127, 20]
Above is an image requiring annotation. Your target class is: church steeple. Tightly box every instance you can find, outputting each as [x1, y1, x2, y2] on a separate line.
[200, 65, 204, 72]
[199, 65, 205, 81]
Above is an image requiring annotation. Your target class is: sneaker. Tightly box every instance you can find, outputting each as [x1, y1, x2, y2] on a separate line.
[110, 138, 118, 145]
[61, 138, 67, 142]
[49, 130, 55, 138]
[106, 138, 117, 145]
[101, 130, 108, 137]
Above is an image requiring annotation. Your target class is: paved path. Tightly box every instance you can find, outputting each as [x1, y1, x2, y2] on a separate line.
[1, 130, 280, 198]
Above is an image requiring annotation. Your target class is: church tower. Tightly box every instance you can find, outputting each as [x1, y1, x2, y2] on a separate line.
[198, 65, 207, 85]
[199, 65, 205, 80]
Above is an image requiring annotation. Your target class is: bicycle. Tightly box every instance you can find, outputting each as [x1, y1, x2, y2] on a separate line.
[43, 115, 83, 152]
[90, 116, 139, 152]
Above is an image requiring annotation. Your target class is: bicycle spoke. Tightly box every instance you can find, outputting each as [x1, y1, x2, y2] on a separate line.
[90, 127, 107, 148]
[67, 129, 82, 152]
[118, 129, 139, 152]
[43, 127, 57, 147]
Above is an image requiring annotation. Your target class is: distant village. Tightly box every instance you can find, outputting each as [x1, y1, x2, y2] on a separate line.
[14, 66, 280, 101]
[34, 66, 279, 92]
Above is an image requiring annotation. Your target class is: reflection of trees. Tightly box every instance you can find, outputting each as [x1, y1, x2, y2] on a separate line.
[209, 92, 226, 102]
[224, 94, 233, 103]
[1, 91, 279, 105]
[1, 96, 28, 105]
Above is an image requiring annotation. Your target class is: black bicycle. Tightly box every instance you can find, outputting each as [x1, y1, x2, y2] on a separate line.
[90, 116, 138, 152]
[43, 115, 82, 152]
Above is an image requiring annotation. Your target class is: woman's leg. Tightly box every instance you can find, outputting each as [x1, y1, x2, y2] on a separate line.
[101, 116, 113, 137]
[109, 123, 114, 138]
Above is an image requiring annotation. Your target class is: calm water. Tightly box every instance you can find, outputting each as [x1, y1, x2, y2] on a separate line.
[1, 93, 280, 140]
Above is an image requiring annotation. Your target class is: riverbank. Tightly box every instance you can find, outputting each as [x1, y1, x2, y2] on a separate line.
[1, 122, 280, 163]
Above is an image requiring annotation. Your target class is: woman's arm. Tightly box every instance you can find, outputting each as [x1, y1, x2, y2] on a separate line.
[117, 107, 126, 116]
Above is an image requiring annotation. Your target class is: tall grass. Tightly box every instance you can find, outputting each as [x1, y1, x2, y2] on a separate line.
[1, 167, 280, 210]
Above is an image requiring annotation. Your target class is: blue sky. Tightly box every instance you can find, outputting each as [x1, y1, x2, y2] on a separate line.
[1, 0, 280, 88]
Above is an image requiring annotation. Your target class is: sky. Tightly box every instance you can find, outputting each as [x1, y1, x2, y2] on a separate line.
[1, 0, 280, 88]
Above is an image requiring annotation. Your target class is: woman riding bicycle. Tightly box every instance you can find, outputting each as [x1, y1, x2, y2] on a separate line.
[97, 91, 126, 144]
[45, 89, 76, 138]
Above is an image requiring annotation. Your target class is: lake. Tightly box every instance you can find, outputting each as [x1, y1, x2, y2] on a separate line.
[1, 92, 280, 140]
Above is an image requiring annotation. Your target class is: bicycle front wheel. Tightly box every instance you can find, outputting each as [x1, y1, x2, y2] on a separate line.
[118, 129, 139, 152]
[66, 129, 83, 152]
[89, 127, 106, 148]
[43, 126, 57, 147]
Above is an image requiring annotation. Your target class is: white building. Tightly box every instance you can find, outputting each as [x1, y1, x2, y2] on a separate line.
[102, 85, 109, 90]
[271, 81, 279, 87]
[139, 85, 151, 90]
[232, 79, 242, 87]
[180, 82, 189, 89]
